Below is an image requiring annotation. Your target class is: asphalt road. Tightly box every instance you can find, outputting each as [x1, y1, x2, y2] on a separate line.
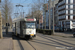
[13, 33, 75, 50]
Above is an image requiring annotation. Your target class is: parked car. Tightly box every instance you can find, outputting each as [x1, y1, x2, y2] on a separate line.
[73, 32, 75, 37]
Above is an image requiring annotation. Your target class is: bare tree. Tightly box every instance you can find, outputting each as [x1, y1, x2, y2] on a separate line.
[1, 0, 13, 34]
[32, 0, 48, 29]
[31, 0, 44, 29]
[30, 4, 43, 29]
[1, 0, 13, 24]
[8, 16, 12, 26]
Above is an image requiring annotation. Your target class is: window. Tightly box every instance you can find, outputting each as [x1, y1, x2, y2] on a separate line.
[68, 15, 70, 19]
[73, 5, 75, 9]
[74, 0, 75, 3]
[70, 10, 73, 14]
[68, 0, 70, 4]
[73, 10, 75, 14]
[73, 15, 75, 19]
[26, 22, 35, 29]
[68, 5, 70, 9]
[70, 5, 73, 9]
[66, 5, 68, 9]
[68, 10, 70, 14]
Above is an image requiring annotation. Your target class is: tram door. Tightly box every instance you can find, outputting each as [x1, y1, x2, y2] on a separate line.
[20, 21, 23, 36]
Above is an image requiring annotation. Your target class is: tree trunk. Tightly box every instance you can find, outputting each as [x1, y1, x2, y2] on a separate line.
[45, 11, 46, 29]
[38, 19, 40, 29]
[0, 12, 3, 38]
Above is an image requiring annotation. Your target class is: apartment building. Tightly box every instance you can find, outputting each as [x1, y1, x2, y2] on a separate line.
[55, 4, 59, 26]
[57, 0, 75, 30]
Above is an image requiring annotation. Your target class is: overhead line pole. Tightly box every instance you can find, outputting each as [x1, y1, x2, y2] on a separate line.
[23, 12, 25, 18]
[16, 4, 24, 18]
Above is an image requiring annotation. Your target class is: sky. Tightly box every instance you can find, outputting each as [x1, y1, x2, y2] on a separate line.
[11, 0, 48, 19]
[11, 0, 35, 19]
[1, 0, 48, 19]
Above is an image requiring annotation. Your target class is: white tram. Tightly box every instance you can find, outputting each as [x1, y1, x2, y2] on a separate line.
[12, 17, 36, 39]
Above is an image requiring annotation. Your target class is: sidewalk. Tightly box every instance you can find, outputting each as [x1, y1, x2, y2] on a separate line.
[0, 32, 13, 50]
[54, 32, 73, 38]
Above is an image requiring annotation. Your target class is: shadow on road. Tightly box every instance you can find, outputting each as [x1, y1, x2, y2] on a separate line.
[12, 35, 25, 50]
[35, 34, 75, 47]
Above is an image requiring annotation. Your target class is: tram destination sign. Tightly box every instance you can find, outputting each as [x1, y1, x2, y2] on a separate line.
[26, 19, 34, 21]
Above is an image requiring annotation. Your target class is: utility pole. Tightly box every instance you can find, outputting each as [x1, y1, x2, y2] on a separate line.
[52, 0, 55, 34]
[49, 0, 51, 30]
[44, 0, 46, 29]
[23, 12, 25, 18]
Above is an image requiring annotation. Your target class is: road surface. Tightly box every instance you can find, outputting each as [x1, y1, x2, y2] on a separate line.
[13, 33, 75, 50]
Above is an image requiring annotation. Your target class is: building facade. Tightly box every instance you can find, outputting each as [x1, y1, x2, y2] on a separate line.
[57, 0, 75, 30]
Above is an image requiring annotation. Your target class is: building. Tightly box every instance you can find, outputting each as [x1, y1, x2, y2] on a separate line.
[55, 3, 59, 26]
[57, 0, 75, 31]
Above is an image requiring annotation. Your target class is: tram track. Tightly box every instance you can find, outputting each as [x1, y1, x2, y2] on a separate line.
[26, 41, 36, 50]
[12, 35, 36, 50]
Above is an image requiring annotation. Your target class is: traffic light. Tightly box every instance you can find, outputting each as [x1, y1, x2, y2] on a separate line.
[6, 23, 8, 26]
[8, 23, 10, 26]
[6, 23, 10, 26]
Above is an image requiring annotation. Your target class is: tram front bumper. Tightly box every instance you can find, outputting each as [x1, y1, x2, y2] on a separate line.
[30, 34, 34, 36]
[25, 34, 36, 38]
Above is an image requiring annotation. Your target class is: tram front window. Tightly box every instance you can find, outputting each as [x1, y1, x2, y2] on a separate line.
[26, 22, 35, 29]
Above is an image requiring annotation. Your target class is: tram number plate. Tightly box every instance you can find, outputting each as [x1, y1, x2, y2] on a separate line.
[30, 34, 34, 36]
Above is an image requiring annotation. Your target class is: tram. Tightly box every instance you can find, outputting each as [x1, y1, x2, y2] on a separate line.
[12, 17, 36, 39]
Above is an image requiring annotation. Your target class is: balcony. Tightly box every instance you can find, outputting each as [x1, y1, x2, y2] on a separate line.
[58, 5, 65, 10]
[59, 15, 66, 19]
[58, 0, 65, 6]
[58, 10, 66, 15]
